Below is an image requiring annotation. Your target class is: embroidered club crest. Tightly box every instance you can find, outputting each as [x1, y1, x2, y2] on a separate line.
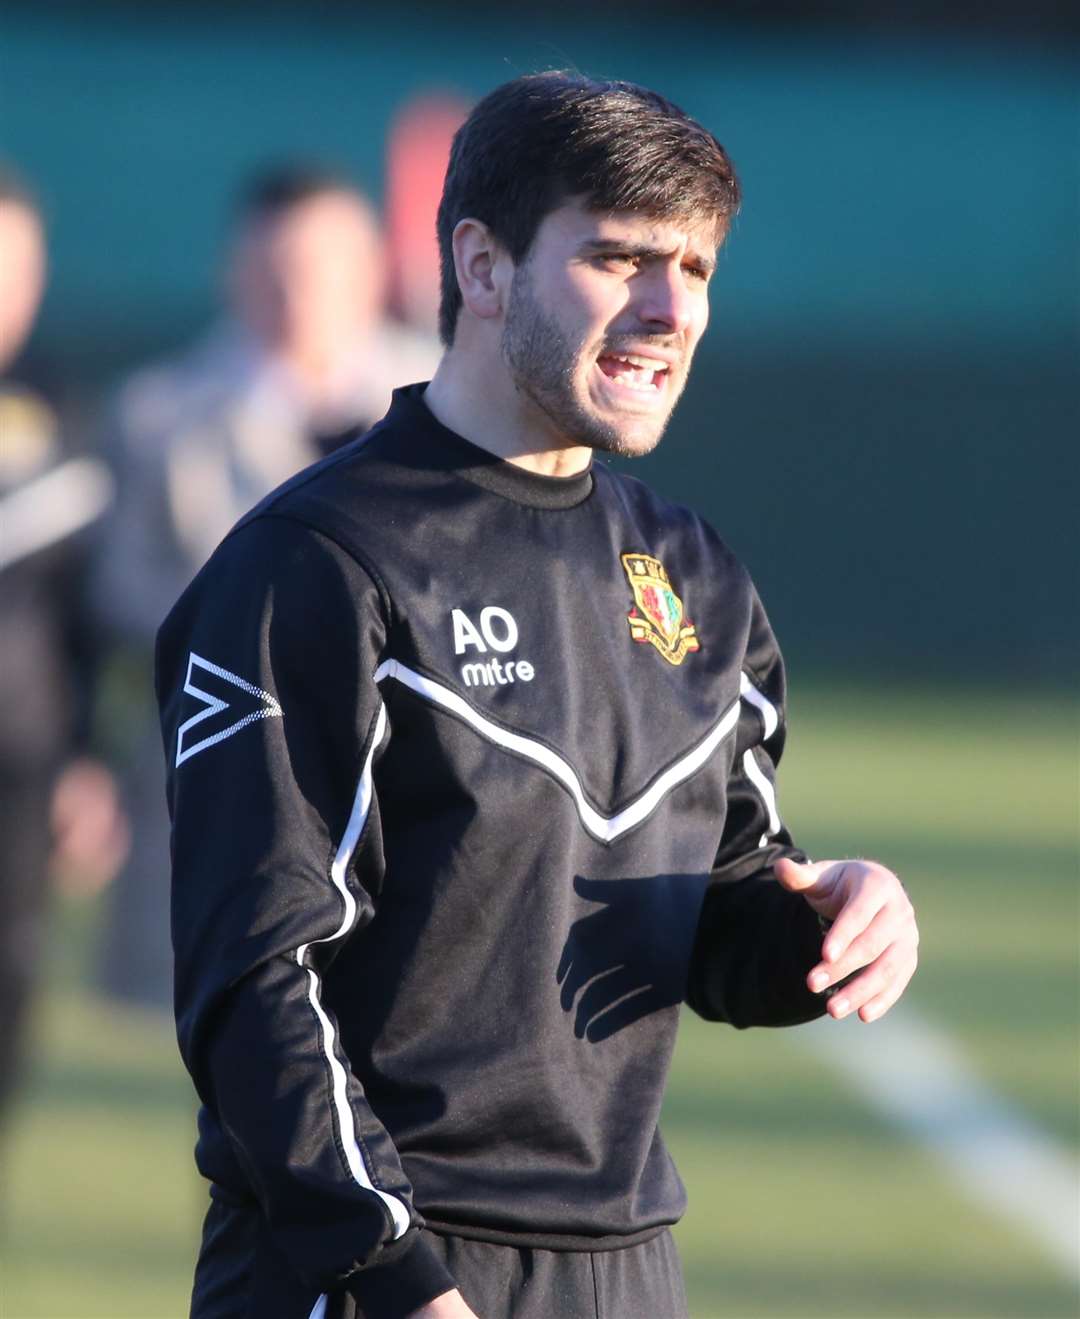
[620, 552, 700, 665]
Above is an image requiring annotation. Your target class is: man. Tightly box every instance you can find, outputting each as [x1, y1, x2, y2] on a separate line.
[100, 166, 440, 626]
[0, 169, 126, 1119]
[95, 166, 439, 1008]
[157, 74, 919, 1319]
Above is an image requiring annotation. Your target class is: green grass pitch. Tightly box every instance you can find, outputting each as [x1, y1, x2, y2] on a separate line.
[1, 681, 1076, 1317]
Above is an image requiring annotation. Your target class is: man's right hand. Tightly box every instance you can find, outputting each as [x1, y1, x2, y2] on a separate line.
[406, 1289, 480, 1318]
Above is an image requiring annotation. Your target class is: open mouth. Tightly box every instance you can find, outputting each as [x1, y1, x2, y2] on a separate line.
[596, 352, 671, 394]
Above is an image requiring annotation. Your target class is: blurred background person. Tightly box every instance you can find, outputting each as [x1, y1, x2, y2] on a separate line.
[0, 167, 128, 1123]
[91, 165, 441, 1010]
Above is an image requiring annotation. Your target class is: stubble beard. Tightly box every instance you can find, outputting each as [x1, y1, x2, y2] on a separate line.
[501, 264, 681, 459]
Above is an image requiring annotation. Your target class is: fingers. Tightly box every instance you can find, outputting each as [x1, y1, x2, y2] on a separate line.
[802, 859, 919, 1023]
[823, 940, 919, 1023]
[816, 884, 892, 972]
[773, 856, 832, 893]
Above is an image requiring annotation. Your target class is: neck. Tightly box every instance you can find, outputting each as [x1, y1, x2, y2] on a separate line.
[424, 344, 592, 478]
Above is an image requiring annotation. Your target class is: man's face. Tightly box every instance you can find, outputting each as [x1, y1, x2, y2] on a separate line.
[231, 190, 384, 362]
[500, 200, 718, 457]
[0, 202, 46, 373]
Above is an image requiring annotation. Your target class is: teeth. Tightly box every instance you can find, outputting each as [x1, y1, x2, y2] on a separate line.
[598, 352, 669, 392]
[612, 369, 659, 392]
[610, 353, 668, 371]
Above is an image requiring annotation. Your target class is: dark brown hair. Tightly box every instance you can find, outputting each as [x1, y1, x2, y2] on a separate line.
[436, 71, 740, 345]
[236, 164, 362, 226]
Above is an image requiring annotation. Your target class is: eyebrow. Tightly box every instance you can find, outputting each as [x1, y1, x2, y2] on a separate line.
[578, 239, 717, 274]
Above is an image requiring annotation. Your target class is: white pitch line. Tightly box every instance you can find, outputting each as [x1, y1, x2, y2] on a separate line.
[800, 1007, 1080, 1282]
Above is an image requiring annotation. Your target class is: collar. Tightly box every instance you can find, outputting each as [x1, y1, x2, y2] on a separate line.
[381, 384, 594, 511]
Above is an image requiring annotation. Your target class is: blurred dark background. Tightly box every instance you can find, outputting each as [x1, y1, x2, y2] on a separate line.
[3, 0, 1077, 681]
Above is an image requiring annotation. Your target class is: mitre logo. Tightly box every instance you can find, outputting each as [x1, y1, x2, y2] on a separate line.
[621, 552, 701, 665]
[451, 606, 536, 689]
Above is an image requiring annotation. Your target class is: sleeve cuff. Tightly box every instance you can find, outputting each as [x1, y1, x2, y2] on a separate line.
[791, 894, 832, 1016]
[346, 1230, 456, 1319]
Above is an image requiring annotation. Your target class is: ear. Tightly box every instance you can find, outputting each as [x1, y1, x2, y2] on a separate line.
[451, 218, 510, 324]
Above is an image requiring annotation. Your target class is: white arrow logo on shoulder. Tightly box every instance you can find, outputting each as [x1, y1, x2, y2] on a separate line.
[176, 652, 283, 767]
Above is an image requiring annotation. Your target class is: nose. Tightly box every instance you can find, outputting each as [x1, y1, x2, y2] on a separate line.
[636, 263, 695, 335]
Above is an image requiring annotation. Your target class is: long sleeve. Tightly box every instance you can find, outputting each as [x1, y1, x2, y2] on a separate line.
[685, 587, 826, 1028]
[156, 513, 454, 1309]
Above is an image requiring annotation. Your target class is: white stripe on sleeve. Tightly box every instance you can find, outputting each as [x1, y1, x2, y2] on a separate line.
[293, 702, 411, 1240]
[738, 673, 783, 846]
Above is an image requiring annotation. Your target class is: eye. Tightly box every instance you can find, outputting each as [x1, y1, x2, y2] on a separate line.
[597, 252, 638, 271]
[683, 262, 711, 284]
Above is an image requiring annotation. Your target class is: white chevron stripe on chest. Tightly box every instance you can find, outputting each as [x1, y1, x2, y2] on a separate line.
[375, 658, 754, 844]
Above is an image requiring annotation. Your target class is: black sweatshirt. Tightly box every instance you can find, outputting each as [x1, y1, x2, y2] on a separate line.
[156, 385, 826, 1318]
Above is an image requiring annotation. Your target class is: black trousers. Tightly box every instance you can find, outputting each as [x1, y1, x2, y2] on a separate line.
[191, 1197, 690, 1319]
[422, 1229, 689, 1319]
